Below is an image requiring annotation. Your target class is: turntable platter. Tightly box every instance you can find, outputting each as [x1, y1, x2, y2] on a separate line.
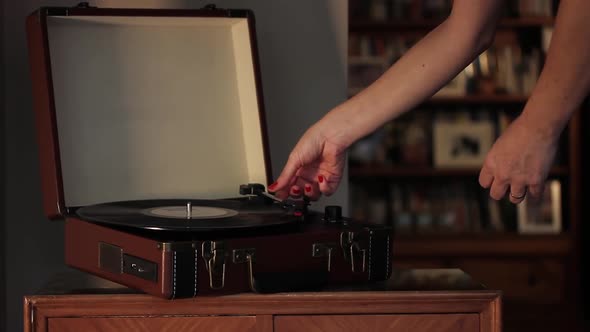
[76, 198, 297, 232]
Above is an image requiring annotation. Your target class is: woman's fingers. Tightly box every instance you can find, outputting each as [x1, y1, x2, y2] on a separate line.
[478, 166, 494, 189]
[508, 183, 527, 204]
[303, 182, 321, 201]
[289, 185, 303, 199]
[317, 174, 340, 196]
[489, 177, 509, 201]
[269, 153, 301, 193]
[527, 183, 545, 200]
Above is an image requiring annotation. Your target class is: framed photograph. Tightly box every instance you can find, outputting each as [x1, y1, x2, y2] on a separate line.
[517, 180, 562, 234]
[433, 121, 495, 168]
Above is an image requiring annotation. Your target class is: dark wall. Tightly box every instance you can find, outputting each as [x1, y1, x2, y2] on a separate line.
[3, 1, 348, 331]
[4, 1, 74, 332]
[581, 99, 589, 316]
[1, 0, 6, 329]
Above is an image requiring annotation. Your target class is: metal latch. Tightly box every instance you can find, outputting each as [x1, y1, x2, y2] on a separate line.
[312, 243, 335, 272]
[233, 248, 256, 291]
[202, 241, 226, 290]
[340, 231, 367, 273]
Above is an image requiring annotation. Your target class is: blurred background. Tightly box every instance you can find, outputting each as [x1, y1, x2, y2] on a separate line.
[347, 0, 589, 331]
[1, 0, 589, 331]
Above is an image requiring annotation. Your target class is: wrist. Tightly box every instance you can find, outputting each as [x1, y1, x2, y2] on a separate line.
[318, 104, 363, 149]
[519, 100, 571, 141]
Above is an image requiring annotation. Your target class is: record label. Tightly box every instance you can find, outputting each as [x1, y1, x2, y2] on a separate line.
[143, 206, 238, 219]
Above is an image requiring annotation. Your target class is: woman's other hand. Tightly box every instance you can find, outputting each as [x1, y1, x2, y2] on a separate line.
[479, 112, 560, 204]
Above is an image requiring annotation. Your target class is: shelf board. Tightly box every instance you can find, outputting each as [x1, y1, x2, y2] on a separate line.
[393, 233, 573, 256]
[427, 94, 529, 104]
[349, 165, 569, 178]
[349, 17, 554, 32]
[347, 89, 530, 104]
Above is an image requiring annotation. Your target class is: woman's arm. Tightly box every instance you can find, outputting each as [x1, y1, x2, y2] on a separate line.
[520, 0, 590, 137]
[269, 0, 504, 197]
[323, 0, 504, 147]
[479, 0, 590, 202]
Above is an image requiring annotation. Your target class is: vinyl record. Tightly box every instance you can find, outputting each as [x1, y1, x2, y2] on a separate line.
[76, 198, 296, 231]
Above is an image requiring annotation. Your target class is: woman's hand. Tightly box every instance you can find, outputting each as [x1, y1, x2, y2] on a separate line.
[479, 112, 560, 204]
[269, 118, 349, 201]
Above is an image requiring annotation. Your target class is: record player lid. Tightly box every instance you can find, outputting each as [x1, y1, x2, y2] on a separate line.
[27, 6, 272, 219]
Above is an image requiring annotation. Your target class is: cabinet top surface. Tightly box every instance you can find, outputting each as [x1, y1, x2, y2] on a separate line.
[32, 268, 494, 298]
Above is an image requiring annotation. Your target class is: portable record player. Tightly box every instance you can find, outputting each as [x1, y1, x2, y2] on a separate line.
[26, 3, 393, 299]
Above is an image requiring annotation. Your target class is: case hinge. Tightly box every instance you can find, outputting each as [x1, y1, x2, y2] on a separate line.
[202, 241, 226, 290]
[340, 231, 367, 273]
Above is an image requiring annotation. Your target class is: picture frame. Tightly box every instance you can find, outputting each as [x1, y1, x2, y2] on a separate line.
[517, 180, 562, 234]
[433, 121, 495, 168]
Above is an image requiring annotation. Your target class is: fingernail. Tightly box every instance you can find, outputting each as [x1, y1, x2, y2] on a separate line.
[318, 175, 324, 183]
[292, 188, 301, 195]
[305, 185, 311, 193]
[268, 182, 278, 189]
[294, 211, 303, 217]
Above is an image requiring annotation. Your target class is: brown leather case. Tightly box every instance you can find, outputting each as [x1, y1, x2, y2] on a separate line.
[65, 211, 392, 299]
[26, 4, 393, 299]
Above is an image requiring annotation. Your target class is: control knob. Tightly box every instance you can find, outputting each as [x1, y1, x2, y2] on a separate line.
[324, 205, 343, 223]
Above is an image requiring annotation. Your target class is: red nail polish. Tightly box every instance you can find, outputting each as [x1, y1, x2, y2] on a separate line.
[318, 175, 324, 183]
[294, 211, 303, 217]
[292, 188, 301, 194]
[305, 185, 311, 193]
[268, 182, 278, 189]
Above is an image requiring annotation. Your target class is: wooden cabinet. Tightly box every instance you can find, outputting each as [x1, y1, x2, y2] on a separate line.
[25, 269, 501, 332]
[47, 317, 258, 332]
[274, 314, 480, 332]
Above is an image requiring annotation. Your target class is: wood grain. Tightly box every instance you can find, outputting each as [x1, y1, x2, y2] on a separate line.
[274, 314, 479, 332]
[256, 315, 273, 332]
[26, 290, 501, 332]
[28, 291, 498, 316]
[48, 316, 256, 332]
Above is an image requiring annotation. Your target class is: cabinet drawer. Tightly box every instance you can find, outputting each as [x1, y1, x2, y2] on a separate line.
[48, 316, 256, 332]
[456, 259, 565, 303]
[275, 314, 479, 332]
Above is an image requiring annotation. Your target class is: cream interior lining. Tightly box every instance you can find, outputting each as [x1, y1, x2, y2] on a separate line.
[47, 15, 267, 207]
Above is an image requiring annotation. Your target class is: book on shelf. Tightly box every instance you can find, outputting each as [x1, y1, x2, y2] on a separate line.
[349, 180, 519, 235]
[348, 34, 546, 98]
[349, 0, 554, 23]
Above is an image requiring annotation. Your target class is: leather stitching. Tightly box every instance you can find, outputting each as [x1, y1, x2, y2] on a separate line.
[172, 251, 177, 299]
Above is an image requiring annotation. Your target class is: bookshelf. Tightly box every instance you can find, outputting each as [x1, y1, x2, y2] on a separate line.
[349, 165, 570, 178]
[349, 17, 555, 31]
[347, 0, 583, 330]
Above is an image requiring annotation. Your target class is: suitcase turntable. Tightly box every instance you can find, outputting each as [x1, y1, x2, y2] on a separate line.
[26, 3, 393, 299]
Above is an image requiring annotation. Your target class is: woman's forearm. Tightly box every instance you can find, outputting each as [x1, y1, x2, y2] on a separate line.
[521, 0, 590, 137]
[323, 0, 503, 147]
